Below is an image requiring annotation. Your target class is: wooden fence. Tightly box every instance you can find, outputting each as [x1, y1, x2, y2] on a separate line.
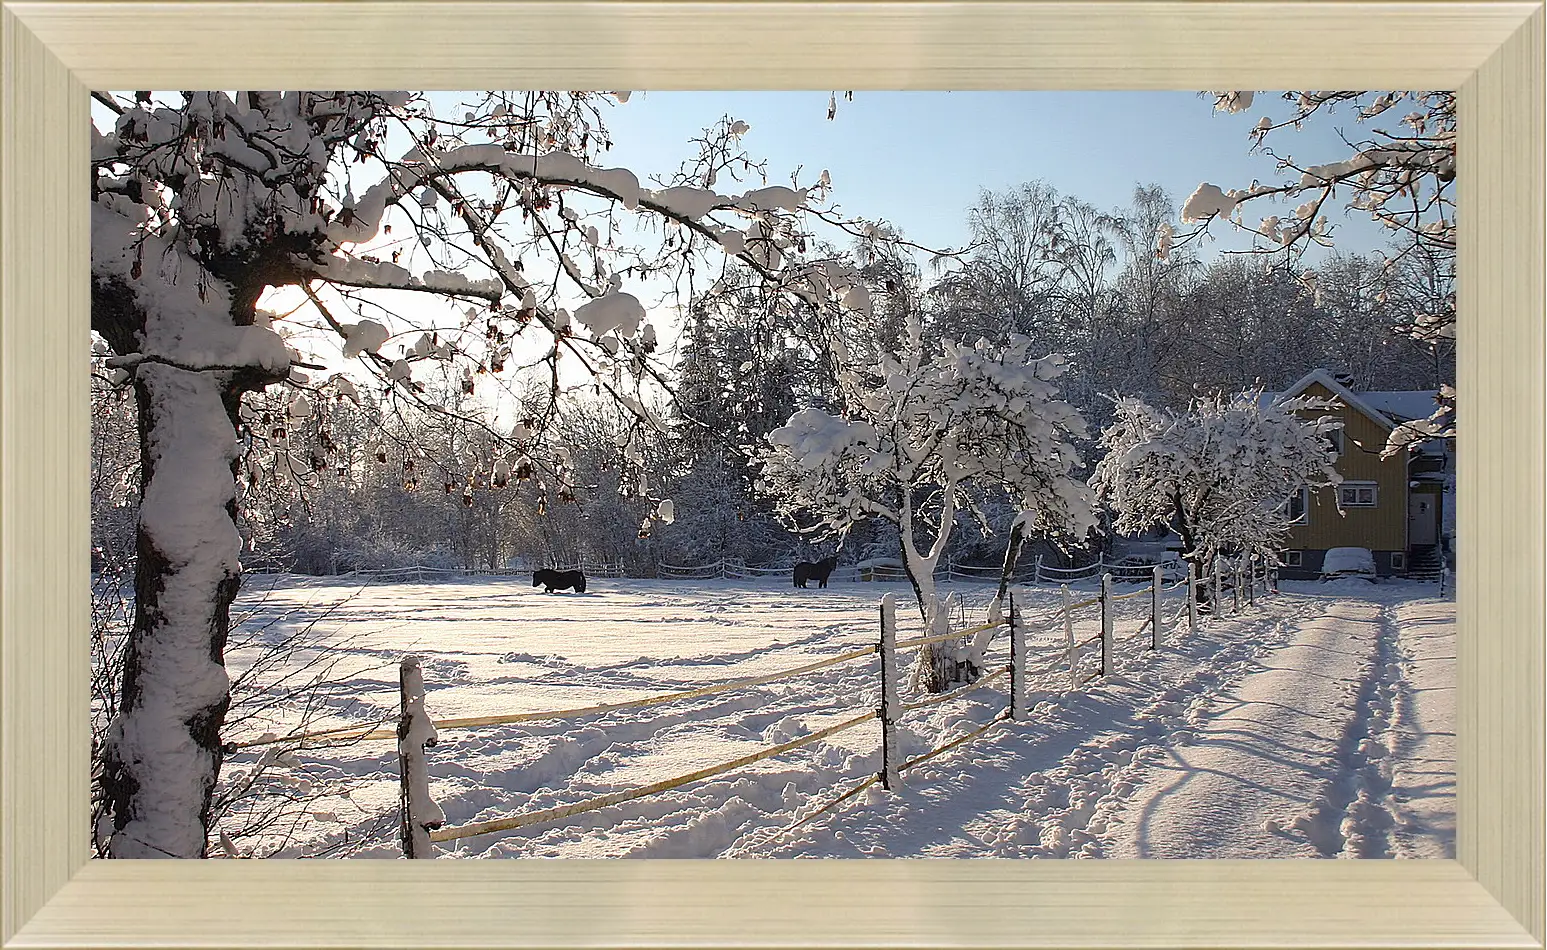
[229, 555, 1279, 857]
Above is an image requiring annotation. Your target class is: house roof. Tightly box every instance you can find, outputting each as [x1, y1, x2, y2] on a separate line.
[1268, 369, 1405, 431]
[1264, 369, 1449, 457]
[1361, 390, 1442, 423]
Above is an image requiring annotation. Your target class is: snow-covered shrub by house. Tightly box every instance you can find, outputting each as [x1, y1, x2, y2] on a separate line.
[759, 314, 1096, 691]
[1090, 390, 1342, 580]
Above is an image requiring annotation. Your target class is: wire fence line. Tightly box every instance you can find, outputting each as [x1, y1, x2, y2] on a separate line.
[248, 551, 1190, 588]
[402, 564, 1277, 856]
[232, 555, 1281, 856]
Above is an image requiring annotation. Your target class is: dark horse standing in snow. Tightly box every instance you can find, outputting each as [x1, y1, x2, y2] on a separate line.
[793, 556, 838, 589]
[533, 568, 587, 593]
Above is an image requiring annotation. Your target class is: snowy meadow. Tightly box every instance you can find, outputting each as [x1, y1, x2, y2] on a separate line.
[215, 572, 1454, 859]
[87, 89, 1455, 861]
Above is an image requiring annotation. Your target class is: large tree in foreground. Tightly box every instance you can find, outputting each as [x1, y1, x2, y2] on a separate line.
[1090, 390, 1342, 580]
[91, 90, 872, 857]
[759, 313, 1096, 692]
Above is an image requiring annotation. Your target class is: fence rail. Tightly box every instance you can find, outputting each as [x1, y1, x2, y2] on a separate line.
[231, 552, 1285, 856]
[250, 552, 1194, 587]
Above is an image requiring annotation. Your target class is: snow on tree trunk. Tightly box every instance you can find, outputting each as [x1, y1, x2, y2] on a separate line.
[899, 486, 951, 692]
[102, 367, 247, 858]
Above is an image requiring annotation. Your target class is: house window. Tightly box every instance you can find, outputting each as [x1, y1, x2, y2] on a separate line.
[1283, 551, 1303, 567]
[1326, 429, 1345, 456]
[1391, 552, 1406, 571]
[1339, 482, 1378, 507]
[1284, 487, 1309, 524]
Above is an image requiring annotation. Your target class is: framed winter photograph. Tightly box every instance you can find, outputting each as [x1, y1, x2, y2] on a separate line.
[2, 1, 1542, 947]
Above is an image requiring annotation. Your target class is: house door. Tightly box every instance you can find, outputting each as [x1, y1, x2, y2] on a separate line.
[1408, 493, 1438, 547]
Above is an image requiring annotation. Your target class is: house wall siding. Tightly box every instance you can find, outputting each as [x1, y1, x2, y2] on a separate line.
[1285, 382, 1408, 553]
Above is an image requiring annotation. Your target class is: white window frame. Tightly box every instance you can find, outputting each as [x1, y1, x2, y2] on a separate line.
[1285, 487, 1310, 525]
[1327, 429, 1345, 456]
[1339, 481, 1378, 508]
[1390, 551, 1406, 571]
[1283, 550, 1304, 568]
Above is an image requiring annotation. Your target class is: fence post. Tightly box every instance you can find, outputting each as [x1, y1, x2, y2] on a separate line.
[1187, 562, 1199, 634]
[1062, 584, 1076, 690]
[1007, 591, 1028, 719]
[1212, 557, 1223, 615]
[1150, 563, 1163, 650]
[878, 594, 901, 790]
[1100, 572, 1114, 677]
[1232, 562, 1242, 613]
[398, 656, 443, 859]
[1247, 556, 1256, 605]
[1034, 554, 1043, 585]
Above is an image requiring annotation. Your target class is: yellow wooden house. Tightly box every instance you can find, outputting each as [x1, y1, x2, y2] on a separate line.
[1270, 369, 1450, 579]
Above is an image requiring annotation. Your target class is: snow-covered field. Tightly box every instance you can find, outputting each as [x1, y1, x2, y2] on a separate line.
[220, 573, 1454, 860]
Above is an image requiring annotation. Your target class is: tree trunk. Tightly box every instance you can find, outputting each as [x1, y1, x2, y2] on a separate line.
[899, 487, 962, 693]
[101, 366, 248, 858]
[1170, 496, 1209, 615]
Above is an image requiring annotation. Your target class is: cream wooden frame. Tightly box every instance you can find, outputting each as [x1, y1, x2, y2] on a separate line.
[1, 2, 1541, 946]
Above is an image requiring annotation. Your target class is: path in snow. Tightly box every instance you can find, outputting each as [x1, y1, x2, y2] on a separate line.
[757, 583, 1452, 861]
[1382, 599, 1457, 857]
[1101, 594, 1387, 857]
[214, 575, 1452, 859]
[748, 594, 1327, 858]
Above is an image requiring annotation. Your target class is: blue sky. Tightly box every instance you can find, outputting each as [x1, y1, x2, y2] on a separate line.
[595, 90, 1393, 260]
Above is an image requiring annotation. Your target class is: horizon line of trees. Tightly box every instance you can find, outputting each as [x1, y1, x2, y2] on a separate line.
[94, 180, 1453, 581]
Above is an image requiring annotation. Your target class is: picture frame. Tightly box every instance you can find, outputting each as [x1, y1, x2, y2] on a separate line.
[1, 1, 1540, 945]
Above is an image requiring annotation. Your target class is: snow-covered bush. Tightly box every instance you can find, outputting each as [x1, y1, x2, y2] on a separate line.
[1090, 390, 1342, 577]
[760, 314, 1095, 691]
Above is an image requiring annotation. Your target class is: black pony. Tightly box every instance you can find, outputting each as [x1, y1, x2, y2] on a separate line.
[793, 556, 838, 589]
[533, 568, 587, 593]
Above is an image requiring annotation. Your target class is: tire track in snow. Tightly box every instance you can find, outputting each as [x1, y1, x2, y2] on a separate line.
[1099, 594, 1385, 857]
[752, 597, 1323, 858]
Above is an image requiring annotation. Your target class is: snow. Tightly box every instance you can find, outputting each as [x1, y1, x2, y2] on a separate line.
[1105, 599, 1384, 856]
[341, 320, 390, 359]
[1323, 547, 1377, 579]
[216, 574, 1452, 860]
[735, 186, 808, 213]
[1362, 391, 1441, 423]
[573, 291, 645, 340]
[1181, 183, 1240, 223]
[1381, 598, 1455, 856]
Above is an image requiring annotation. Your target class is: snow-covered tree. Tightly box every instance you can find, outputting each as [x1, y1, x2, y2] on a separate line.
[1090, 390, 1342, 580]
[90, 89, 869, 857]
[760, 313, 1096, 691]
[1173, 91, 1456, 344]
